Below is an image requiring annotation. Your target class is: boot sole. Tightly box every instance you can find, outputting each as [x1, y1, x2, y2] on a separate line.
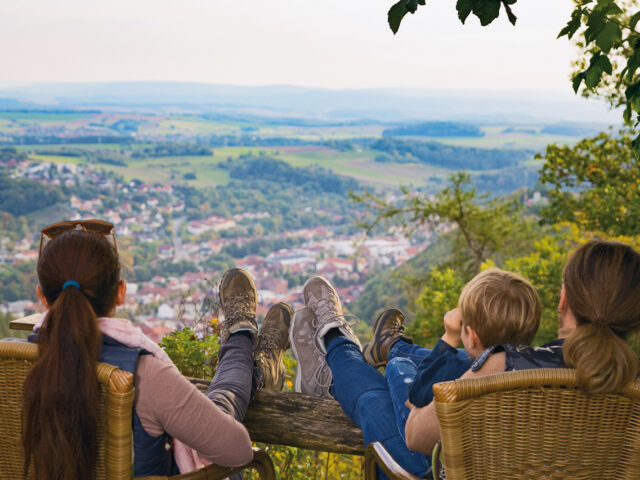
[289, 320, 304, 393]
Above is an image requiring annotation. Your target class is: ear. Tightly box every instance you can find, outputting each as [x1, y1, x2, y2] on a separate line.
[36, 285, 49, 309]
[558, 285, 568, 313]
[466, 325, 485, 353]
[115, 280, 126, 307]
[558, 284, 578, 333]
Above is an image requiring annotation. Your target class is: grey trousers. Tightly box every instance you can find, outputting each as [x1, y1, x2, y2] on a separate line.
[205, 332, 260, 421]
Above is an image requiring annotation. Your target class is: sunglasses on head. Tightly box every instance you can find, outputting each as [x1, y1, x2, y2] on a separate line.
[39, 219, 117, 257]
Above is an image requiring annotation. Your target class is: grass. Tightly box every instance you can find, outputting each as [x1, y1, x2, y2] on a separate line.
[28, 154, 86, 165]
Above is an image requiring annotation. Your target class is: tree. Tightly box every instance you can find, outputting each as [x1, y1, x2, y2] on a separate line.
[353, 172, 536, 276]
[387, 0, 640, 151]
[538, 130, 640, 235]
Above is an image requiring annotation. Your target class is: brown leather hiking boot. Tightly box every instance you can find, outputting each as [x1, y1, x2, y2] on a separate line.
[363, 308, 413, 368]
[218, 268, 258, 344]
[255, 302, 293, 390]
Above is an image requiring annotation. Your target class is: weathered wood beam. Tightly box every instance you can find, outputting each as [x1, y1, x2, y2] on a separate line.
[190, 379, 366, 455]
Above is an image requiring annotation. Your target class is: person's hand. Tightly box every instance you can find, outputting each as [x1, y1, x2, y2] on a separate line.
[441, 308, 463, 348]
[405, 399, 415, 410]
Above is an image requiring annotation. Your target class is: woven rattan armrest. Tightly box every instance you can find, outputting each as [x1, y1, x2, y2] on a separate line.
[135, 447, 275, 480]
[364, 442, 425, 480]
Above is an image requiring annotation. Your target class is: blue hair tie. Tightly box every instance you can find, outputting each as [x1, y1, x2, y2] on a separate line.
[62, 280, 80, 291]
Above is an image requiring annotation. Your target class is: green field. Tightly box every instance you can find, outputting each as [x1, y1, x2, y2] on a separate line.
[404, 125, 581, 150]
[23, 145, 448, 189]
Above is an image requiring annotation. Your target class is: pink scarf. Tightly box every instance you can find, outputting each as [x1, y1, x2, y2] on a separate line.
[34, 314, 205, 474]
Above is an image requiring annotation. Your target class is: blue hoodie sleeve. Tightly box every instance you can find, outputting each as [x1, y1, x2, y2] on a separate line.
[408, 339, 472, 408]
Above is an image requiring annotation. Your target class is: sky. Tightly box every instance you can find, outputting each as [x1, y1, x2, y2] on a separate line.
[0, 0, 577, 92]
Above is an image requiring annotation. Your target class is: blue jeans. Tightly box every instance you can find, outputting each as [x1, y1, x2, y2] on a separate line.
[325, 337, 429, 479]
[386, 341, 431, 442]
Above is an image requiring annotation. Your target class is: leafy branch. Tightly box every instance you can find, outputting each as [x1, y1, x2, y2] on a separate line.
[388, 0, 518, 34]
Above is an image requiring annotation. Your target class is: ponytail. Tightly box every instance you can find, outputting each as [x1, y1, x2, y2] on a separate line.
[562, 240, 640, 393]
[23, 230, 120, 480]
[563, 323, 638, 394]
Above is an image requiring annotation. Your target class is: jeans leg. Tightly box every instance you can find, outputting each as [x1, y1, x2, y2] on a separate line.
[389, 339, 432, 364]
[385, 358, 417, 442]
[326, 337, 429, 478]
[205, 332, 259, 421]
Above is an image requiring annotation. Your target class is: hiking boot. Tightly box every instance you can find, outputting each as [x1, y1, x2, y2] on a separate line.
[302, 275, 361, 354]
[255, 302, 293, 390]
[363, 308, 413, 368]
[290, 307, 333, 398]
[218, 268, 258, 344]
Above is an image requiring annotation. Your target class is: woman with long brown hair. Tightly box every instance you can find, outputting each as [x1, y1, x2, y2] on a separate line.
[405, 239, 640, 454]
[21, 221, 292, 480]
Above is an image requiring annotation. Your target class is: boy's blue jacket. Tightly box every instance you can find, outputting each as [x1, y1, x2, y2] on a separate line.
[408, 339, 471, 408]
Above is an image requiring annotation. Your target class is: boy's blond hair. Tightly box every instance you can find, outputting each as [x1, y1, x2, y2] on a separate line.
[458, 268, 541, 347]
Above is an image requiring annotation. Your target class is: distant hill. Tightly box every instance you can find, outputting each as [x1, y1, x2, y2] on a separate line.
[540, 123, 604, 137]
[347, 236, 451, 325]
[383, 121, 485, 138]
[0, 82, 621, 124]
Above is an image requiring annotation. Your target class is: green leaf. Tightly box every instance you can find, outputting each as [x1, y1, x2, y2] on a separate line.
[388, 0, 409, 34]
[456, 0, 474, 24]
[586, 65, 603, 88]
[572, 72, 586, 93]
[502, 0, 517, 26]
[405, 0, 419, 14]
[595, 22, 621, 53]
[625, 81, 640, 112]
[584, 11, 606, 43]
[631, 11, 640, 31]
[632, 132, 640, 159]
[595, 53, 613, 75]
[594, 0, 623, 15]
[626, 48, 640, 81]
[558, 9, 583, 39]
[473, 0, 501, 26]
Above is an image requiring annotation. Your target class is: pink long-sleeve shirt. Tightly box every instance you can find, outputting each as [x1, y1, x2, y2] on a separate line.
[133, 355, 253, 467]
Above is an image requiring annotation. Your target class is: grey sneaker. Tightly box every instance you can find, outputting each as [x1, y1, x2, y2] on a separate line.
[218, 268, 258, 344]
[255, 302, 293, 390]
[302, 275, 361, 354]
[290, 307, 333, 398]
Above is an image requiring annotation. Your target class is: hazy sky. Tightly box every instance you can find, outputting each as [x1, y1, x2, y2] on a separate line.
[0, 0, 577, 92]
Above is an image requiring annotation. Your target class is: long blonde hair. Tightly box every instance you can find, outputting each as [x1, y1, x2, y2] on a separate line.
[562, 240, 640, 393]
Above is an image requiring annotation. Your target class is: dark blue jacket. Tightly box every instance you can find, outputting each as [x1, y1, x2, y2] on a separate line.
[408, 339, 472, 408]
[28, 331, 178, 477]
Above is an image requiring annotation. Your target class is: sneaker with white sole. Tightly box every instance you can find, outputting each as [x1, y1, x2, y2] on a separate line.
[302, 275, 361, 354]
[289, 307, 333, 398]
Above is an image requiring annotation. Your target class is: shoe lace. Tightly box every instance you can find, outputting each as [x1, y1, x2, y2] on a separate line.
[256, 323, 281, 356]
[313, 362, 332, 391]
[311, 295, 360, 328]
[224, 293, 255, 325]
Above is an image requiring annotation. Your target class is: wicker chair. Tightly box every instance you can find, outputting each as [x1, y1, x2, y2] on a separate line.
[365, 368, 640, 480]
[0, 340, 275, 480]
